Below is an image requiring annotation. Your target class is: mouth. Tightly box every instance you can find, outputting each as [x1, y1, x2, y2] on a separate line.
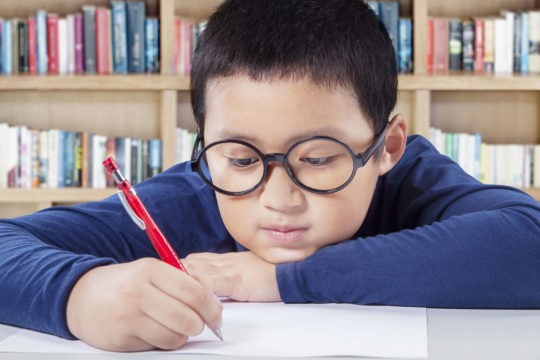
[261, 226, 308, 245]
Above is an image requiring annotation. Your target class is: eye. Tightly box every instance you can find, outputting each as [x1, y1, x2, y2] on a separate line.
[300, 156, 335, 166]
[229, 157, 259, 167]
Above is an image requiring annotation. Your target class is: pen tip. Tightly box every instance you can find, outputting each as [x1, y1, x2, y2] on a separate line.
[213, 328, 224, 341]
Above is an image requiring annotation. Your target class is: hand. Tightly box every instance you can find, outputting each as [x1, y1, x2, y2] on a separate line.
[66, 258, 222, 352]
[184, 252, 281, 302]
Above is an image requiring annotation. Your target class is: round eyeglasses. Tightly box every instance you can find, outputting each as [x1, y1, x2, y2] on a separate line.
[190, 127, 387, 196]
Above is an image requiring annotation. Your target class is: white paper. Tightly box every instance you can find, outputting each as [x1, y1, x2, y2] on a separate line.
[0, 302, 427, 358]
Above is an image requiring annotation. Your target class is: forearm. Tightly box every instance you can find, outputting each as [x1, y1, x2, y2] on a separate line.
[277, 205, 540, 308]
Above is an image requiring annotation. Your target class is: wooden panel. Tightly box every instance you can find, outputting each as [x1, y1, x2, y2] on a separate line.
[0, 91, 159, 138]
[0, 202, 51, 218]
[413, 0, 428, 74]
[428, 0, 535, 17]
[160, 90, 178, 169]
[431, 91, 540, 144]
[174, 0, 223, 20]
[177, 91, 197, 132]
[0, 0, 158, 17]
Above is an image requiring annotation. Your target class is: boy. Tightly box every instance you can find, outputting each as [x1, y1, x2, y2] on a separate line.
[1, 0, 540, 352]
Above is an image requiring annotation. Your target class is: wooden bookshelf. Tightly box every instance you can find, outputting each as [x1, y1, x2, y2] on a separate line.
[1, 0, 539, 219]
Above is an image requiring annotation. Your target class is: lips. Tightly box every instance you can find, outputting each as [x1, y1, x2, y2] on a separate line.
[262, 226, 307, 245]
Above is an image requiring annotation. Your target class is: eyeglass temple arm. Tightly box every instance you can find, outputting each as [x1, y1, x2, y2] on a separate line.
[357, 126, 388, 165]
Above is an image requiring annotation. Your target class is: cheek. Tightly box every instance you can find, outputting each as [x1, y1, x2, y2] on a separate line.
[215, 195, 256, 243]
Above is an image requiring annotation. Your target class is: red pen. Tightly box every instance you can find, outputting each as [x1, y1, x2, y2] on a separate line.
[102, 156, 223, 341]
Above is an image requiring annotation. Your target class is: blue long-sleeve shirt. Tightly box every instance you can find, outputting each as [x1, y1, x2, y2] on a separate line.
[1, 135, 539, 339]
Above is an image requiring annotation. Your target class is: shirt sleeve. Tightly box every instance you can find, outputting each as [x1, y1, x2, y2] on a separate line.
[276, 136, 540, 308]
[0, 162, 232, 338]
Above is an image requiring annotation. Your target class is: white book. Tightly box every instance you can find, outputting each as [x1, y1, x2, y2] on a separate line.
[500, 11, 515, 73]
[67, 15, 75, 74]
[58, 18, 68, 74]
[523, 145, 532, 188]
[494, 18, 507, 73]
[528, 11, 540, 73]
[123, 137, 131, 185]
[0, 123, 8, 188]
[534, 145, 540, 187]
[48, 130, 59, 188]
[92, 135, 107, 189]
[39, 130, 49, 188]
[512, 145, 524, 188]
[18, 126, 31, 189]
[7, 127, 19, 188]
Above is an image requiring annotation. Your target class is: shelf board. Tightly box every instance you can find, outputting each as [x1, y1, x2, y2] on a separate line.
[399, 73, 540, 91]
[524, 188, 540, 200]
[0, 74, 190, 91]
[0, 188, 116, 203]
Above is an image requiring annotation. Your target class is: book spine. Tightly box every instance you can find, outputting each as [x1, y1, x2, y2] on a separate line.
[126, 1, 146, 73]
[434, 19, 449, 72]
[58, 18, 67, 74]
[36, 10, 48, 74]
[426, 18, 433, 72]
[521, 12, 529, 74]
[95, 7, 110, 74]
[105, 137, 116, 187]
[448, 19, 463, 71]
[57, 130, 65, 188]
[0, 123, 8, 188]
[83, 6, 96, 74]
[494, 18, 506, 73]
[46, 14, 59, 74]
[112, 1, 128, 74]
[513, 13, 522, 73]
[398, 18, 412, 73]
[7, 127, 19, 188]
[73, 132, 82, 187]
[30, 129, 40, 188]
[529, 11, 540, 73]
[173, 17, 181, 74]
[64, 131, 75, 187]
[182, 19, 192, 75]
[534, 145, 540, 188]
[124, 137, 131, 183]
[81, 132, 88, 188]
[18, 20, 29, 73]
[39, 130, 48, 188]
[483, 19, 494, 73]
[148, 139, 162, 177]
[501, 11, 514, 73]
[67, 15, 75, 74]
[145, 18, 159, 73]
[48, 130, 58, 188]
[379, 2, 399, 65]
[27, 17, 37, 74]
[462, 21, 474, 71]
[18, 126, 30, 189]
[473, 18, 484, 72]
[11, 19, 19, 74]
[74, 13, 84, 73]
[1, 20, 12, 74]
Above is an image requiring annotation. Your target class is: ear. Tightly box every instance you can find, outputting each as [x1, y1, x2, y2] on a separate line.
[377, 113, 408, 176]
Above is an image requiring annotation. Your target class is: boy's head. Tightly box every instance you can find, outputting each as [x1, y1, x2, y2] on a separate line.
[190, 0, 407, 263]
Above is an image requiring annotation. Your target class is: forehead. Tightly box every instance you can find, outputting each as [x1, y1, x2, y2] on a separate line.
[204, 76, 373, 149]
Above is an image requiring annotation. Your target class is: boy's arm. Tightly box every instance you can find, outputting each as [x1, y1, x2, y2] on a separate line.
[0, 163, 232, 339]
[277, 136, 540, 308]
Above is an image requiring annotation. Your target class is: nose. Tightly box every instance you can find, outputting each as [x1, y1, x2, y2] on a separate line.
[259, 163, 306, 213]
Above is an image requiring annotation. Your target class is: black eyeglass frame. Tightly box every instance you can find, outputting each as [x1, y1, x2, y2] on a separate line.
[190, 126, 388, 196]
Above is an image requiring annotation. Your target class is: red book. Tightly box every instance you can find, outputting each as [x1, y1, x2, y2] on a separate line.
[95, 7, 110, 74]
[46, 14, 59, 74]
[74, 13, 84, 73]
[182, 19, 193, 75]
[173, 17, 181, 74]
[433, 18, 449, 72]
[473, 18, 484, 73]
[426, 18, 433, 72]
[27, 17, 37, 74]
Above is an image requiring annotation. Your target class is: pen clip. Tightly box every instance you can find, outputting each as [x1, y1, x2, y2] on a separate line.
[117, 191, 146, 231]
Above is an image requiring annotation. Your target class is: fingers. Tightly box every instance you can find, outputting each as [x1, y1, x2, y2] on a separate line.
[135, 316, 188, 351]
[145, 259, 223, 332]
[140, 283, 206, 337]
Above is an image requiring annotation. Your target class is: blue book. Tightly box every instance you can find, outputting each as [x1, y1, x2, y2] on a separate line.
[380, 2, 399, 64]
[115, 137, 125, 174]
[398, 18, 412, 73]
[145, 18, 159, 73]
[111, 1, 128, 74]
[126, 1, 146, 73]
[64, 131, 75, 187]
[2, 20, 12, 74]
[521, 12, 529, 74]
[57, 130, 65, 188]
[148, 139, 162, 177]
[367, 2, 380, 18]
[36, 10, 48, 75]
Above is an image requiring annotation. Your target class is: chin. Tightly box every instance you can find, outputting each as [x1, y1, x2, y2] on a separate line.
[257, 248, 316, 264]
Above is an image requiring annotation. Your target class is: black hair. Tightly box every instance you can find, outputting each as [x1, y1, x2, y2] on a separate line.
[191, 0, 397, 154]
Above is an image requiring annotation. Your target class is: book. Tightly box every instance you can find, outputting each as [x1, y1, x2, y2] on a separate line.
[529, 11, 540, 73]
[95, 7, 110, 74]
[36, 10, 48, 75]
[83, 5, 96, 73]
[521, 12, 529, 73]
[67, 15, 75, 74]
[0, 123, 8, 188]
[483, 18, 494, 73]
[473, 18, 484, 72]
[448, 19, 463, 71]
[433, 18, 449, 72]
[126, 1, 146, 73]
[534, 145, 540, 187]
[74, 13, 84, 73]
[513, 12, 522, 73]
[494, 17, 506, 73]
[58, 17, 67, 74]
[462, 20, 474, 71]
[380, 2, 399, 64]
[427, 18, 433, 72]
[18, 20, 29, 73]
[367, 2, 380, 18]
[145, 17, 159, 73]
[111, 1, 128, 74]
[1, 19, 12, 74]
[39, 130, 48, 188]
[148, 139, 162, 177]
[46, 14, 59, 74]
[11, 19, 19, 74]
[27, 16, 37, 74]
[398, 18, 412, 73]
[500, 10, 514, 73]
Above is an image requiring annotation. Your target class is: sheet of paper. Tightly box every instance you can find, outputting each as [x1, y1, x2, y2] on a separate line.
[0, 302, 427, 358]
